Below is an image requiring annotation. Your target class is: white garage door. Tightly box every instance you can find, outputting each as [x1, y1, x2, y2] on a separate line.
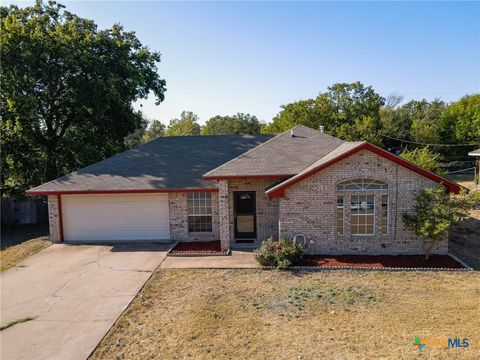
[62, 194, 170, 242]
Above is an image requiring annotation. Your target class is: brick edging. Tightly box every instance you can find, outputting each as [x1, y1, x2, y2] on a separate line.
[261, 265, 472, 272]
[166, 248, 231, 257]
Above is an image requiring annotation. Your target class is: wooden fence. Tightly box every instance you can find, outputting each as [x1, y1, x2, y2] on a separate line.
[1, 197, 48, 225]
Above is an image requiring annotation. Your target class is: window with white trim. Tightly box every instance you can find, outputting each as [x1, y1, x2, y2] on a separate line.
[337, 178, 388, 192]
[380, 195, 389, 235]
[337, 195, 344, 236]
[187, 192, 212, 232]
[350, 195, 375, 235]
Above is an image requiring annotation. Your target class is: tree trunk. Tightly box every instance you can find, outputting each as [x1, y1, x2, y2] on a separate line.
[45, 144, 59, 182]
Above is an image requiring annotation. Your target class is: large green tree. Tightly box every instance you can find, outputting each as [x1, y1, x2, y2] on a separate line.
[201, 113, 262, 135]
[165, 111, 201, 136]
[438, 95, 480, 159]
[0, 1, 166, 196]
[124, 119, 166, 148]
[263, 82, 385, 144]
[400, 147, 446, 175]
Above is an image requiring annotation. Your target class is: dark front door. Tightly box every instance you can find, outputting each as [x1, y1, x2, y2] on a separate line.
[234, 191, 256, 239]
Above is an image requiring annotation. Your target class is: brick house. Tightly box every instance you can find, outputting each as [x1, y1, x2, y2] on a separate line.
[28, 125, 461, 255]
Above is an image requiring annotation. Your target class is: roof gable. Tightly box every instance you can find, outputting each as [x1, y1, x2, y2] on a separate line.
[203, 125, 344, 179]
[266, 142, 463, 197]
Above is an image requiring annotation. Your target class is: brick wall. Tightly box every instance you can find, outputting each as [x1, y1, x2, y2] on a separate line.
[279, 149, 448, 255]
[218, 180, 279, 249]
[168, 192, 220, 242]
[47, 195, 61, 243]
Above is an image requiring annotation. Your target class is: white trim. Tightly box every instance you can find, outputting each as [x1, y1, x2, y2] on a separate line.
[381, 194, 389, 236]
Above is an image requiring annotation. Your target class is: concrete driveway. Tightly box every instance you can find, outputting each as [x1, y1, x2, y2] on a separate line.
[1, 243, 170, 360]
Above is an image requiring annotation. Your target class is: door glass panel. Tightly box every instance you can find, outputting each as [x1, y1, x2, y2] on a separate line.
[237, 215, 254, 233]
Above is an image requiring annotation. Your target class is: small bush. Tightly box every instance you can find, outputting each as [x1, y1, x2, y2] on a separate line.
[254, 237, 304, 268]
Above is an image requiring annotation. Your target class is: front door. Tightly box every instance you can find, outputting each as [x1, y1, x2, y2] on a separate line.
[234, 191, 256, 239]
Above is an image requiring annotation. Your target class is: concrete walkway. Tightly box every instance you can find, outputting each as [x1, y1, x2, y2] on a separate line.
[161, 250, 259, 268]
[1, 243, 170, 360]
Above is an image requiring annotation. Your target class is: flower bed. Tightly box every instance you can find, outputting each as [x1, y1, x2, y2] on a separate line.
[167, 241, 229, 256]
[292, 255, 468, 270]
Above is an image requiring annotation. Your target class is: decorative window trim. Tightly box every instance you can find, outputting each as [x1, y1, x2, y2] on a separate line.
[336, 195, 344, 236]
[337, 178, 388, 192]
[380, 194, 389, 235]
[187, 192, 213, 233]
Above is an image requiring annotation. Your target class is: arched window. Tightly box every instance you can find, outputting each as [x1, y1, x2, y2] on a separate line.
[337, 178, 388, 192]
[336, 179, 389, 236]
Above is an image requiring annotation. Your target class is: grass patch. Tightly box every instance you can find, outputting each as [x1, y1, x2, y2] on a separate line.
[91, 269, 479, 360]
[0, 316, 36, 331]
[0, 238, 51, 272]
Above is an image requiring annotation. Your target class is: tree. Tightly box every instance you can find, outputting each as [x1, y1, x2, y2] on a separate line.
[400, 147, 446, 175]
[402, 187, 479, 259]
[165, 111, 201, 136]
[438, 94, 480, 159]
[124, 117, 149, 149]
[408, 100, 446, 144]
[142, 120, 165, 142]
[262, 82, 385, 145]
[124, 119, 165, 148]
[201, 113, 262, 135]
[0, 1, 166, 196]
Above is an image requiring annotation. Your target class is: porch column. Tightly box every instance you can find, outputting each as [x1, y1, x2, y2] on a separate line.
[218, 180, 231, 250]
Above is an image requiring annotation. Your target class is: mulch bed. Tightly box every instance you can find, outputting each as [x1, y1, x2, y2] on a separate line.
[167, 241, 229, 256]
[293, 255, 467, 269]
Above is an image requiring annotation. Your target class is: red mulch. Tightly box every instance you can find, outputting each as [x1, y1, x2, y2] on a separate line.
[169, 241, 227, 255]
[294, 255, 465, 269]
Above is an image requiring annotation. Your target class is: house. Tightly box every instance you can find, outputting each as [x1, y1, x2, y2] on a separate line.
[468, 148, 480, 189]
[27, 125, 462, 255]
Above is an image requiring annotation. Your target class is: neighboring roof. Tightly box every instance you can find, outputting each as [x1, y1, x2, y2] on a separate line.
[27, 135, 273, 195]
[468, 148, 480, 156]
[266, 142, 463, 197]
[203, 125, 344, 179]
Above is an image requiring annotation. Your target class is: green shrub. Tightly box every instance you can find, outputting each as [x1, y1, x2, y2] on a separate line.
[254, 237, 304, 268]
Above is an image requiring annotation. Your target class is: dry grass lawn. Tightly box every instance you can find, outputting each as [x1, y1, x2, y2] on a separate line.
[1, 226, 50, 272]
[92, 269, 479, 360]
[0, 238, 51, 272]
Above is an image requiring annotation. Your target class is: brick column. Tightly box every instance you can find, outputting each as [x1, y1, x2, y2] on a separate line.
[218, 180, 230, 251]
[47, 195, 61, 243]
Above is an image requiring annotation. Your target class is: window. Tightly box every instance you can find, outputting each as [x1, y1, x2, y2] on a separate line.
[380, 195, 388, 235]
[337, 195, 344, 236]
[337, 179, 388, 192]
[350, 195, 374, 235]
[187, 192, 212, 232]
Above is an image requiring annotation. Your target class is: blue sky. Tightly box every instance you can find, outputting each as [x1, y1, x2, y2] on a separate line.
[9, 1, 480, 124]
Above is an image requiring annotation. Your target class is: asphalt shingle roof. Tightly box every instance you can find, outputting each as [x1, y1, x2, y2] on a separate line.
[203, 125, 344, 178]
[265, 142, 365, 195]
[27, 134, 273, 193]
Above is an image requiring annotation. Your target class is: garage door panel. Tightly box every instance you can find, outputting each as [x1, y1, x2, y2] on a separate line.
[62, 194, 170, 242]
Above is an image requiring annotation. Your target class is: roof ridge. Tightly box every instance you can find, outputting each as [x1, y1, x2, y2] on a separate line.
[203, 125, 345, 177]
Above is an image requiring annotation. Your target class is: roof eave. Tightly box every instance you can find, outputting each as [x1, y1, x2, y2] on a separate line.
[26, 188, 219, 196]
[202, 174, 294, 181]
